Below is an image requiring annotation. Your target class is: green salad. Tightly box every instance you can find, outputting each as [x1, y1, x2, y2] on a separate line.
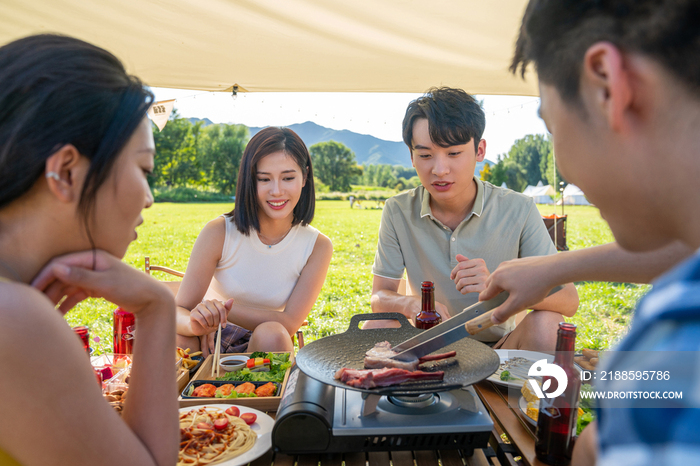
[214, 390, 256, 399]
[577, 384, 596, 435]
[216, 352, 292, 384]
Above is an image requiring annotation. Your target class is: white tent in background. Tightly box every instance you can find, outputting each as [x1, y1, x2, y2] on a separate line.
[559, 184, 591, 205]
[523, 180, 555, 204]
[501, 182, 508, 189]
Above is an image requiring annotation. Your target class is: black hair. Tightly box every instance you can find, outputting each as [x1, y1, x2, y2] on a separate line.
[0, 34, 154, 220]
[402, 87, 485, 151]
[227, 127, 315, 234]
[511, 0, 700, 104]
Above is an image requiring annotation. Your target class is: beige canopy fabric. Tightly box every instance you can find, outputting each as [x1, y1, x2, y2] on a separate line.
[0, 0, 537, 96]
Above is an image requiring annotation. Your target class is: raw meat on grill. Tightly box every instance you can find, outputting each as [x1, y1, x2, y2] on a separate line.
[363, 341, 457, 370]
[334, 367, 445, 389]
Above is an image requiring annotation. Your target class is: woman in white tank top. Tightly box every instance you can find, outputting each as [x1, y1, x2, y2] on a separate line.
[175, 127, 333, 355]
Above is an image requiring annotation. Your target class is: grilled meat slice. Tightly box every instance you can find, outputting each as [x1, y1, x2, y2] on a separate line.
[364, 341, 419, 370]
[363, 341, 457, 370]
[419, 350, 457, 363]
[334, 367, 444, 389]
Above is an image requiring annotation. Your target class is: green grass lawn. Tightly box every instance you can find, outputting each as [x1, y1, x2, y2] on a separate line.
[68, 201, 646, 354]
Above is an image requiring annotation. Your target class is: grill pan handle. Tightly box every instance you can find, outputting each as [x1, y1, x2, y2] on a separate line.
[347, 312, 412, 333]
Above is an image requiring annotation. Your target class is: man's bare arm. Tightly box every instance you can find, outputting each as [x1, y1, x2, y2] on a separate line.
[572, 421, 598, 466]
[481, 241, 693, 324]
[529, 282, 579, 317]
[368, 275, 450, 328]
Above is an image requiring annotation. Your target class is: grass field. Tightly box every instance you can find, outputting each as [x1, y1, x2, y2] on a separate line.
[68, 200, 647, 354]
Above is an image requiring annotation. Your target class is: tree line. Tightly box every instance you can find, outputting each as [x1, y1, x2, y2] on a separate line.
[308, 140, 419, 191]
[150, 114, 419, 194]
[481, 134, 565, 192]
[150, 114, 558, 196]
[151, 111, 246, 194]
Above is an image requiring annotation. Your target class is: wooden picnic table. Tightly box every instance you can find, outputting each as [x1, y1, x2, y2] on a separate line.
[474, 381, 548, 466]
[246, 380, 548, 466]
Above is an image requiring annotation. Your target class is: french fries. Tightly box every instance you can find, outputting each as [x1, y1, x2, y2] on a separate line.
[177, 347, 203, 369]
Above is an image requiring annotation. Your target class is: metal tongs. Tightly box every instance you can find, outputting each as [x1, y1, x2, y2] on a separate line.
[390, 286, 564, 362]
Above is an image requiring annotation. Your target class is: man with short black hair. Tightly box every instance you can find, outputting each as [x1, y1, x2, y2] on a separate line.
[508, 0, 700, 464]
[368, 87, 578, 351]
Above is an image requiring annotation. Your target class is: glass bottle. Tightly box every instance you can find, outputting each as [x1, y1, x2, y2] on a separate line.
[113, 307, 135, 354]
[415, 281, 442, 329]
[72, 325, 90, 354]
[535, 322, 581, 465]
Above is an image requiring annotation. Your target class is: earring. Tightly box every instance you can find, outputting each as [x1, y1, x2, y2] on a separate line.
[46, 171, 61, 181]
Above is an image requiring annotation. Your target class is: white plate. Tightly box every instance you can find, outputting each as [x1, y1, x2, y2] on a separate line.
[487, 350, 554, 389]
[178, 404, 273, 466]
[518, 396, 538, 426]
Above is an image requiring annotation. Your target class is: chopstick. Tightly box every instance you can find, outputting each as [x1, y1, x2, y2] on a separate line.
[216, 324, 222, 378]
[211, 324, 222, 378]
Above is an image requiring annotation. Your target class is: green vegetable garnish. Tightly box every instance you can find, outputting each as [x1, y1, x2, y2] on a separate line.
[576, 385, 597, 435]
[500, 370, 519, 381]
[577, 411, 594, 435]
[217, 352, 291, 384]
[579, 384, 596, 411]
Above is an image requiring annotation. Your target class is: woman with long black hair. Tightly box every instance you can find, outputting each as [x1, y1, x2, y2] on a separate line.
[175, 127, 333, 356]
[0, 35, 177, 465]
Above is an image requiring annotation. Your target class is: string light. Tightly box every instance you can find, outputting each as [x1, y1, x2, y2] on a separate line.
[487, 98, 540, 117]
[161, 90, 210, 101]
[157, 92, 538, 138]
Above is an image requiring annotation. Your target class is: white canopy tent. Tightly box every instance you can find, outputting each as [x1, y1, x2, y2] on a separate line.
[558, 184, 591, 206]
[523, 181, 555, 205]
[0, 0, 536, 95]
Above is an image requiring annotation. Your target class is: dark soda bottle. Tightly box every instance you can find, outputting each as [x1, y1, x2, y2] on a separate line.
[535, 322, 581, 465]
[416, 281, 442, 329]
[113, 307, 135, 354]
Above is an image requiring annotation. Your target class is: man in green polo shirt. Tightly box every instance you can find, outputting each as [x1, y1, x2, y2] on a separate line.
[369, 87, 579, 350]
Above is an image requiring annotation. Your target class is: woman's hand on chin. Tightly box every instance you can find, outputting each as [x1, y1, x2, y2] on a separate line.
[31, 250, 173, 316]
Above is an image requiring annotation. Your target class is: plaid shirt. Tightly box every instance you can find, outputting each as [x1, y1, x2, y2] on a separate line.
[597, 249, 700, 466]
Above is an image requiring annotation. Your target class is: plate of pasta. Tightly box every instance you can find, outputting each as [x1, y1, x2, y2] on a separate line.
[178, 404, 273, 466]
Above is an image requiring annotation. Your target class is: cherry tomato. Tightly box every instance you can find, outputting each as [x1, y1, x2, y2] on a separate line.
[225, 406, 240, 417]
[196, 422, 213, 430]
[214, 418, 229, 431]
[240, 413, 257, 425]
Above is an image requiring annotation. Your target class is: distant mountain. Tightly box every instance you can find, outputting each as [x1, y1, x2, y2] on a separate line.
[188, 118, 495, 174]
[249, 121, 410, 167]
[188, 117, 214, 127]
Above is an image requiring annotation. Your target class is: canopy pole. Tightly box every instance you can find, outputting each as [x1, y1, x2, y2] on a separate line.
[553, 145, 557, 250]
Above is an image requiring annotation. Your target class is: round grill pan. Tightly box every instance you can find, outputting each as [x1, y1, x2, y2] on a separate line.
[295, 313, 500, 396]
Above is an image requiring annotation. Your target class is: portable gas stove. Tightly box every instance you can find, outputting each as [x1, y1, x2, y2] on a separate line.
[272, 366, 493, 454]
